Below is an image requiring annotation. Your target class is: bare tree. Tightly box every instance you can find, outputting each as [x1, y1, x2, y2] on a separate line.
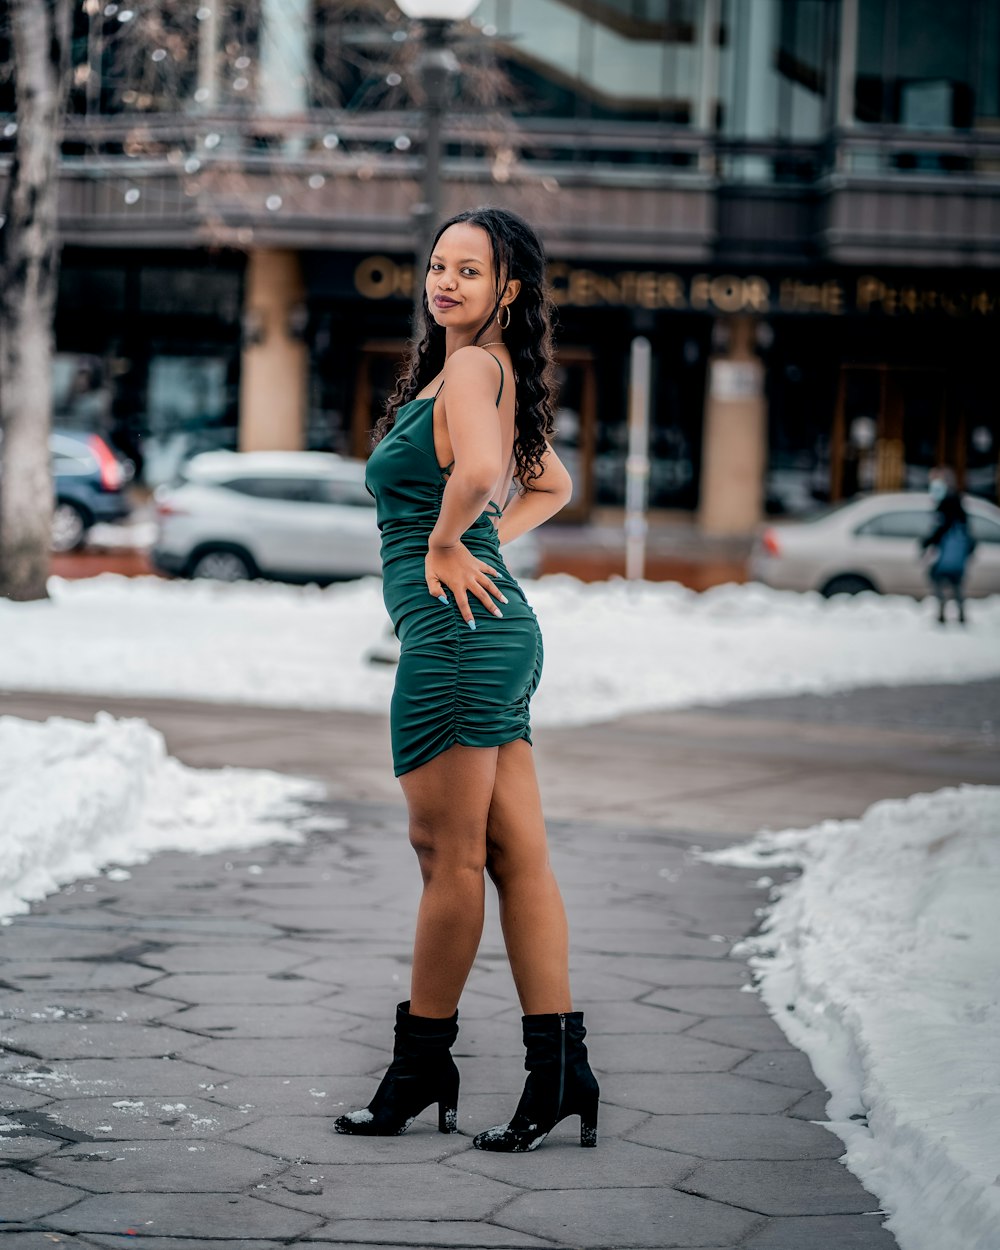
[0, 0, 73, 601]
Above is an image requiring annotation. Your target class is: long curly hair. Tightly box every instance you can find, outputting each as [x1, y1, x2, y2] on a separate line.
[373, 207, 557, 489]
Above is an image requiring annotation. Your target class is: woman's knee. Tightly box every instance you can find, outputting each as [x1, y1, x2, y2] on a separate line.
[409, 816, 487, 877]
[486, 836, 548, 888]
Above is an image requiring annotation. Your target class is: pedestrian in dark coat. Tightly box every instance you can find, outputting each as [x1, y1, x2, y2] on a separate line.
[921, 473, 976, 625]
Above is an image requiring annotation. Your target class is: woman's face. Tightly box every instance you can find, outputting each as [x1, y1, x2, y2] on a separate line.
[425, 222, 500, 334]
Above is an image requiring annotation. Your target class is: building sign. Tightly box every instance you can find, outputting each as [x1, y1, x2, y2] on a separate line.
[352, 255, 1000, 318]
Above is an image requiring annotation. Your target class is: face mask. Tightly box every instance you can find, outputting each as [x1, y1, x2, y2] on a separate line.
[929, 480, 948, 503]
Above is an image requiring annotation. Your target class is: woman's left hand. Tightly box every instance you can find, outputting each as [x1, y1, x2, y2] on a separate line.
[425, 541, 507, 628]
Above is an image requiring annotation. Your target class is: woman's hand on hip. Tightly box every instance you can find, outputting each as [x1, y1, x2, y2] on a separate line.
[425, 541, 507, 629]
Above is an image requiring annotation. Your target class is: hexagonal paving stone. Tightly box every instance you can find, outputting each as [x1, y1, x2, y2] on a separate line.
[156, 1002, 358, 1039]
[449, 1137, 698, 1190]
[642, 987, 769, 1018]
[302, 1221, 556, 1246]
[0, 1021, 203, 1061]
[225, 1112, 473, 1164]
[176, 1036, 381, 1078]
[495, 1186, 760, 1248]
[0, 1169, 85, 1221]
[81, 1239, 289, 1250]
[733, 1049, 822, 1089]
[29, 1095, 254, 1141]
[682, 1159, 880, 1215]
[582, 1001, 703, 1035]
[621, 958, 752, 989]
[685, 1016, 797, 1051]
[0, 1235, 96, 1248]
[1, 961, 164, 993]
[150, 973, 325, 1006]
[743, 1214, 899, 1248]
[44, 1192, 321, 1240]
[0, 1125, 64, 1161]
[135, 944, 308, 975]
[0, 992, 177, 1025]
[253, 1161, 518, 1221]
[625, 1113, 843, 1161]
[2, 1057, 231, 1098]
[209, 1074, 371, 1118]
[601, 1073, 802, 1115]
[593, 1033, 747, 1075]
[33, 1140, 283, 1194]
[0, 1081, 54, 1111]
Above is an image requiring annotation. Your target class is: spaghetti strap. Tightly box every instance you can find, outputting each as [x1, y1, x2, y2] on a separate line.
[434, 350, 504, 406]
[480, 350, 504, 406]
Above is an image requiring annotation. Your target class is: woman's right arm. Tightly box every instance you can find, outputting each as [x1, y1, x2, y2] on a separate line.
[497, 442, 573, 546]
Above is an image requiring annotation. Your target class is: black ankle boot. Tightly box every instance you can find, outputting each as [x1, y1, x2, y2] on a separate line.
[473, 1011, 599, 1152]
[334, 1001, 459, 1136]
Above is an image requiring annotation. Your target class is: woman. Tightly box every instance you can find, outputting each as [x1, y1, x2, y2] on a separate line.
[334, 207, 599, 1152]
[922, 470, 976, 625]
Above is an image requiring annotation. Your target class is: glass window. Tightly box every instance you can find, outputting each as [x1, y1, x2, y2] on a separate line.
[221, 476, 324, 503]
[475, 0, 706, 127]
[320, 476, 375, 508]
[719, 0, 833, 151]
[855, 0, 981, 129]
[969, 514, 1000, 544]
[855, 509, 936, 540]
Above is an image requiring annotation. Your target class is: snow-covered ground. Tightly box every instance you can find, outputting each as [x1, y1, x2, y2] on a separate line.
[0, 715, 322, 923]
[704, 787, 1000, 1250]
[1, 575, 998, 724]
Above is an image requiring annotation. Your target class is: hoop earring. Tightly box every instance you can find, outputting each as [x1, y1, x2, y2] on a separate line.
[498, 304, 511, 330]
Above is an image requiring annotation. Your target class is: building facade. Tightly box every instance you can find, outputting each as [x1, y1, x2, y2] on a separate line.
[9, 0, 1000, 530]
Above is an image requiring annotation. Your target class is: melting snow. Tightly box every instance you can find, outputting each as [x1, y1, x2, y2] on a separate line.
[704, 786, 1000, 1250]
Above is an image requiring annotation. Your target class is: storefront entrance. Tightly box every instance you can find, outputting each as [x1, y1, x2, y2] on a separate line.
[831, 364, 955, 500]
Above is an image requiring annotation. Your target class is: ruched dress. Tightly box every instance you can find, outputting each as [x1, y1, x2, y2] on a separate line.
[364, 360, 543, 777]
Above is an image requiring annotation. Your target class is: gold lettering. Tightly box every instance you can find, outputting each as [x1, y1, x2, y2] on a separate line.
[744, 276, 771, 312]
[547, 262, 571, 305]
[636, 272, 660, 309]
[856, 276, 884, 312]
[617, 272, 638, 305]
[823, 280, 845, 315]
[709, 275, 743, 312]
[779, 279, 799, 311]
[690, 274, 710, 310]
[658, 274, 686, 309]
[568, 269, 598, 306]
[593, 273, 623, 304]
[355, 255, 400, 300]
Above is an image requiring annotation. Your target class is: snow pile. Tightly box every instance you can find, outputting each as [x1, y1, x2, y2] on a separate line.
[704, 787, 1000, 1250]
[0, 575, 998, 724]
[0, 714, 321, 922]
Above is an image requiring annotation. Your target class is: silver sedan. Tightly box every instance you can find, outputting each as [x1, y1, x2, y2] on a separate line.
[151, 450, 539, 584]
[750, 492, 1000, 598]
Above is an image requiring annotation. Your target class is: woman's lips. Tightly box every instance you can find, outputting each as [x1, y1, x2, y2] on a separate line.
[434, 295, 459, 309]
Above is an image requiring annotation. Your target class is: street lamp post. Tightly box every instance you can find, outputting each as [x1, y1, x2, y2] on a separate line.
[396, 1, 481, 276]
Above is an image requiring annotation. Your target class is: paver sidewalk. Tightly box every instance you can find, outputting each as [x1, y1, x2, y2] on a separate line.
[3, 682, 997, 1249]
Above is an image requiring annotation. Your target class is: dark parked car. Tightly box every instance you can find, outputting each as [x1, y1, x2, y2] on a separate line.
[51, 428, 132, 552]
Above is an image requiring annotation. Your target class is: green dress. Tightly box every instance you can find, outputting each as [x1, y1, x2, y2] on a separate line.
[364, 358, 543, 777]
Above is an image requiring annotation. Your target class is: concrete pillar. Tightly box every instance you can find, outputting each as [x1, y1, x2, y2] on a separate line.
[239, 249, 308, 452]
[837, 0, 859, 129]
[260, 0, 311, 116]
[698, 316, 767, 537]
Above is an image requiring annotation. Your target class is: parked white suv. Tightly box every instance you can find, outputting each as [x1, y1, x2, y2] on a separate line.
[152, 450, 539, 584]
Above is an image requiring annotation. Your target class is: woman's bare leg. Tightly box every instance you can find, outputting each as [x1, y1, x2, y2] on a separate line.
[400, 744, 499, 1019]
[486, 739, 572, 1014]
